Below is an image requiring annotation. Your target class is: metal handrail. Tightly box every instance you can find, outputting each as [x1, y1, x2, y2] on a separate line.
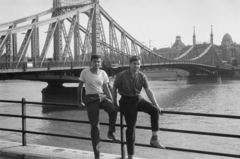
[0, 98, 240, 158]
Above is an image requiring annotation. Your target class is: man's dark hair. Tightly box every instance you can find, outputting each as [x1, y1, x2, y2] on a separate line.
[91, 54, 102, 61]
[129, 55, 141, 63]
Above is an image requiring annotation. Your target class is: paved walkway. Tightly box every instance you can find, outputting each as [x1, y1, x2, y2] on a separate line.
[0, 140, 232, 159]
[0, 140, 144, 159]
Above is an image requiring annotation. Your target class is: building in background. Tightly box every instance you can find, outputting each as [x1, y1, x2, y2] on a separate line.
[154, 32, 240, 65]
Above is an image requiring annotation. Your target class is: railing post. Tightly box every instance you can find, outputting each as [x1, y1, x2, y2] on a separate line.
[47, 61, 50, 70]
[22, 98, 26, 146]
[22, 62, 27, 72]
[120, 112, 126, 159]
[70, 61, 73, 69]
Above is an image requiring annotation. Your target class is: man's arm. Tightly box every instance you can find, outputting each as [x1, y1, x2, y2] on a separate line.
[144, 87, 163, 113]
[103, 83, 113, 101]
[112, 86, 118, 107]
[78, 80, 85, 107]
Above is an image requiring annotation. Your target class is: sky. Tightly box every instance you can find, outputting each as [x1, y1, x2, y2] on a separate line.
[0, 0, 240, 49]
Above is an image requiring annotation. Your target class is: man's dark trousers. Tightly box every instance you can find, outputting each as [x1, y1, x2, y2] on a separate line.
[84, 94, 118, 157]
[119, 95, 160, 155]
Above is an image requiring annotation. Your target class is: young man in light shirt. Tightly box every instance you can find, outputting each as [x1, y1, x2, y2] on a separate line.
[78, 54, 119, 159]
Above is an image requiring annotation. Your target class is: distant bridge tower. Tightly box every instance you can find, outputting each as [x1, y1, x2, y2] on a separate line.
[193, 26, 196, 45]
[52, 0, 100, 59]
[210, 25, 214, 44]
[91, 0, 101, 56]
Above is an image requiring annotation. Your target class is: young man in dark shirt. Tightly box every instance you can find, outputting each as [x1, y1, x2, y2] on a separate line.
[112, 56, 165, 159]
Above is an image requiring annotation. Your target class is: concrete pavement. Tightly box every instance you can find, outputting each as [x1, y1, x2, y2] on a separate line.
[0, 140, 144, 159]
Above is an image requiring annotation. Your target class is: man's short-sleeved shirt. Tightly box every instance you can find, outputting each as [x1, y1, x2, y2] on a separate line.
[79, 68, 109, 95]
[113, 69, 149, 96]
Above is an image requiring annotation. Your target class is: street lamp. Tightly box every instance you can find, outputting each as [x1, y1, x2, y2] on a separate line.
[149, 39, 154, 50]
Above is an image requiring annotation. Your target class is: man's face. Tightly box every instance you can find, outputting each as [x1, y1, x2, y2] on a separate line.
[91, 58, 101, 69]
[130, 60, 141, 72]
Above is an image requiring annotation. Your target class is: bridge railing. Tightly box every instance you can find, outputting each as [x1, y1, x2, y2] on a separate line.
[0, 61, 92, 71]
[0, 60, 232, 75]
[0, 98, 239, 158]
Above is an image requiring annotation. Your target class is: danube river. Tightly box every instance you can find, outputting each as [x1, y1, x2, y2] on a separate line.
[0, 79, 240, 159]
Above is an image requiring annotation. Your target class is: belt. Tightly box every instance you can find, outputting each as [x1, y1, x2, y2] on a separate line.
[86, 93, 103, 97]
[121, 95, 139, 98]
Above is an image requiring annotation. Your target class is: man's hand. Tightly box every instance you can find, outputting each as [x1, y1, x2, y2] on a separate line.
[154, 104, 163, 115]
[158, 107, 163, 115]
[79, 102, 85, 108]
[113, 101, 119, 110]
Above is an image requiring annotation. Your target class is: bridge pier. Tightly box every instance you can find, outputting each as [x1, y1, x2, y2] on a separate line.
[41, 82, 87, 113]
[187, 74, 221, 84]
[42, 82, 84, 105]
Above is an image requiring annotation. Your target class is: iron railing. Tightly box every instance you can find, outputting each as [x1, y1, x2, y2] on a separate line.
[0, 98, 239, 158]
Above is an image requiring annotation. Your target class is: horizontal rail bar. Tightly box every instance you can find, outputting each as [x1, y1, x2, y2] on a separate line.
[24, 130, 118, 144]
[0, 100, 22, 104]
[0, 128, 22, 133]
[160, 128, 240, 138]
[0, 113, 120, 127]
[25, 130, 91, 140]
[1, 100, 239, 119]
[134, 125, 240, 139]
[0, 114, 21, 118]
[162, 110, 240, 119]
[0, 99, 77, 108]
[25, 115, 89, 124]
[165, 146, 240, 158]
[25, 116, 122, 127]
[134, 143, 240, 158]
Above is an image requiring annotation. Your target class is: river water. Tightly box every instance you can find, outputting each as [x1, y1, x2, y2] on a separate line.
[0, 79, 239, 159]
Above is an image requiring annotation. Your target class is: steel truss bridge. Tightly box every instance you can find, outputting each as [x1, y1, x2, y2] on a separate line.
[0, 0, 234, 83]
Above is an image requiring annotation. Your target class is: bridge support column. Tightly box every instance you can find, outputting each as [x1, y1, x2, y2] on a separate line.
[12, 28, 17, 62]
[53, 17, 63, 61]
[31, 17, 40, 67]
[91, 0, 101, 55]
[42, 83, 76, 104]
[74, 13, 80, 61]
[6, 32, 12, 63]
[42, 82, 85, 105]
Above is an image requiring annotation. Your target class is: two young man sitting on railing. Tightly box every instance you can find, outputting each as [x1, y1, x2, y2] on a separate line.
[78, 54, 165, 159]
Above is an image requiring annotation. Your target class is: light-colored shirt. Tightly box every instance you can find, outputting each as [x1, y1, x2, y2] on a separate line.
[79, 68, 109, 95]
[113, 69, 149, 96]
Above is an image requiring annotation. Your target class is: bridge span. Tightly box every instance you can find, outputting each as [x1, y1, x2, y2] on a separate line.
[0, 0, 238, 84]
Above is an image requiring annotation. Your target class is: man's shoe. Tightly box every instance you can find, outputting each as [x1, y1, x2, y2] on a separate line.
[128, 155, 133, 159]
[108, 132, 120, 143]
[150, 139, 165, 149]
[94, 155, 100, 159]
